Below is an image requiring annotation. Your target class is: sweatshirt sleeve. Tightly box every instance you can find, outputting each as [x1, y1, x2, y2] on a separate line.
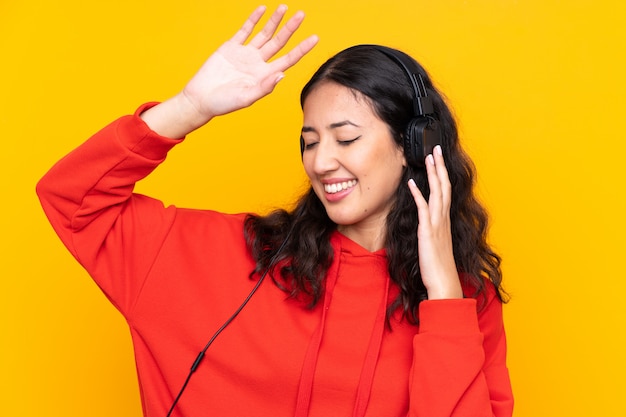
[408, 285, 513, 417]
[36, 104, 183, 316]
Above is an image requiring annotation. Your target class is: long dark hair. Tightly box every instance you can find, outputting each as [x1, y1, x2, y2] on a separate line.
[244, 45, 506, 322]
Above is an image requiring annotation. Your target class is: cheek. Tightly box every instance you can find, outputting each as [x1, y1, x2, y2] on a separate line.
[370, 154, 405, 194]
[302, 158, 325, 198]
[301, 157, 314, 180]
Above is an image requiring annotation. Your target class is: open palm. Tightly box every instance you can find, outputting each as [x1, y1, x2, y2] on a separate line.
[182, 5, 318, 120]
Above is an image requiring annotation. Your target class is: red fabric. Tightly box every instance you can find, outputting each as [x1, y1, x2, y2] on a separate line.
[36, 106, 513, 417]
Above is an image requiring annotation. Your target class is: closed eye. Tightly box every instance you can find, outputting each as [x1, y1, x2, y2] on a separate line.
[302, 136, 361, 151]
[338, 136, 361, 146]
[303, 141, 318, 151]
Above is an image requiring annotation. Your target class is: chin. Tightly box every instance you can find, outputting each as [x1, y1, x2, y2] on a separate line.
[324, 210, 361, 227]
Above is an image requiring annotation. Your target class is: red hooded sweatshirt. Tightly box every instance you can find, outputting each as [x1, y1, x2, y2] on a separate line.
[36, 104, 513, 417]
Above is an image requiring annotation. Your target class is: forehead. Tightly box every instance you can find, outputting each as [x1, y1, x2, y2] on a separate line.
[302, 82, 379, 125]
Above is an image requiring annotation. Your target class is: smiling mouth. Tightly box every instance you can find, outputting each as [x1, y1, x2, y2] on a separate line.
[324, 180, 357, 194]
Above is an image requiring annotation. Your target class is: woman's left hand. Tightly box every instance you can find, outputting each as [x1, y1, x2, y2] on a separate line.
[407, 145, 463, 300]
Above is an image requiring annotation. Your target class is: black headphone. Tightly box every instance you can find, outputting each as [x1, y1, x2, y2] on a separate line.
[299, 45, 441, 169]
[374, 45, 442, 168]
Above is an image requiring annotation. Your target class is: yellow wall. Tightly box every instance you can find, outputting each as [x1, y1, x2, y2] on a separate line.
[2, 0, 625, 415]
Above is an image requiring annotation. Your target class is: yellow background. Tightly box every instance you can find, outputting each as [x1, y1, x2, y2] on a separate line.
[2, 0, 625, 415]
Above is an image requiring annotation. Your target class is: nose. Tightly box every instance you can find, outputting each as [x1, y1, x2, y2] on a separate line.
[310, 138, 340, 175]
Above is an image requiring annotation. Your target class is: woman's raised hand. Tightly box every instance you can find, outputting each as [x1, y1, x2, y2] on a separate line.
[407, 146, 464, 300]
[141, 5, 318, 138]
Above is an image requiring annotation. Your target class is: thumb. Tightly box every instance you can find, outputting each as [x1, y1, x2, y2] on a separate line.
[259, 72, 285, 95]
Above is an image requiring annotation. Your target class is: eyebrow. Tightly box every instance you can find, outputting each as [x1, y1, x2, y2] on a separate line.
[301, 120, 361, 133]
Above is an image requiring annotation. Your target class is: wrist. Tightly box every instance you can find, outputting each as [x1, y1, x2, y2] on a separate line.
[425, 279, 463, 300]
[139, 93, 212, 139]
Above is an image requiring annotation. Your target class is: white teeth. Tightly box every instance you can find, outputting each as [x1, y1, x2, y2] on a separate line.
[324, 180, 357, 194]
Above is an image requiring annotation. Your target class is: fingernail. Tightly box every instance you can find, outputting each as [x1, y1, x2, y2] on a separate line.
[435, 145, 442, 156]
[427, 154, 435, 165]
[408, 178, 416, 187]
[275, 74, 285, 84]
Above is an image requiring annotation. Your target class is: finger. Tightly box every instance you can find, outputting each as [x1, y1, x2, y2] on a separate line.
[259, 9, 306, 60]
[248, 4, 289, 49]
[256, 72, 287, 99]
[231, 5, 267, 45]
[247, 34, 317, 103]
[424, 152, 443, 219]
[268, 34, 319, 73]
[432, 145, 452, 210]
[408, 179, 432, 229]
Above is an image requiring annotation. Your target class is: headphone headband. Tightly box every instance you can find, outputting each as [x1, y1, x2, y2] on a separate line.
[368, 45, 434, 117]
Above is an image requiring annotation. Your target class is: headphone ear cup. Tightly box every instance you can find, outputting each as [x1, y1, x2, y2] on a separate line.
[404, 117, 442, 168]
[422, 118, 441, 159]
[404, 117, 428, 168]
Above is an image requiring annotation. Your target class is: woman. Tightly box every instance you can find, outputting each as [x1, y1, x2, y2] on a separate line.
[37, 5, 513, 417]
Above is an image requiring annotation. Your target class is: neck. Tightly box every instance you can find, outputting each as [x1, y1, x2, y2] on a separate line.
[337, 223, 386, 252]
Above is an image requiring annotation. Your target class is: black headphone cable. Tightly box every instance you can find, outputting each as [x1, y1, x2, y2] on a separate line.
[165, 230, 292, 417]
